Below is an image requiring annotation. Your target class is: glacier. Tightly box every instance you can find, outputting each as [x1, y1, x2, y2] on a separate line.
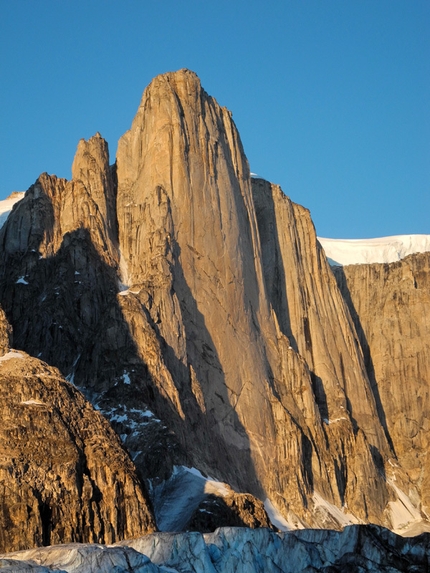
[1, 526, 429, 572]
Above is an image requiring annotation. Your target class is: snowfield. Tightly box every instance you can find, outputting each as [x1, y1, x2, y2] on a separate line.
[0, 192, 25, 229]
[318, 234, 430, 266]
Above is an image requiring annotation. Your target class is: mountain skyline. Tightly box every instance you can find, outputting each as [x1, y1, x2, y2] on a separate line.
[0, 67, 429, 572]
[1, 68, 429, 543]
[2, 1, 429, 239]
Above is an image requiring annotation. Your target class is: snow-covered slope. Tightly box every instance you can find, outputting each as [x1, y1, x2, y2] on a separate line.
[151, 466, 230, 532]
[0, 192, 25, 229]
[318, 234, 430, 266]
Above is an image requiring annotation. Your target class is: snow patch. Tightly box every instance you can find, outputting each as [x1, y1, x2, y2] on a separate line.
[181, 466, 230, 496]
[313, 492, 360, 528]
[0, 192, 25, 229]
[16, 276, 29, 285]
[152, 466, 231, 532]
[122, 371, 131, 385]
[20, 399, 46, 406]
[118, 287, 140, 296]
[66, 373, 75, 386]
[110, 413, 129, 424]
[319, 234, 430, 266]
[387, 481, 423, 534]
[131, 408, 155, 418]
[102, 405, 160, 432]
[322, 416, 348, 425]
[264, 499, 293, 531]
[0, 351, 24, 362]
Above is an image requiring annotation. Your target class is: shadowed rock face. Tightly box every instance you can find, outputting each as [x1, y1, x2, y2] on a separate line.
[0, 69, 428, 548]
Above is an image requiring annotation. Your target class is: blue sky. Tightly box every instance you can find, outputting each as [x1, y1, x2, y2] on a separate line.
[1, 0, 428, 238]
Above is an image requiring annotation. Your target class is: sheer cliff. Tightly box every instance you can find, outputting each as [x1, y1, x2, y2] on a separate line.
[0, 69, 428, 551]
[112, 70, 396, 527]
[333, 253, 430, 525]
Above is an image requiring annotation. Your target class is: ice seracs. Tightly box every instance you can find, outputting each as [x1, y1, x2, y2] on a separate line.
[2, 526, 430, 572]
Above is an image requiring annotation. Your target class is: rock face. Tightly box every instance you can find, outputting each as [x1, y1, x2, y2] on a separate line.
[0, 68, 428, 548]
[115, 69, 276, 496]
[112, 70, 394, 526]
[0, 306, 12, 356]
[251, 178, 393, 520]
[333, 252, 430, 524]
[187, 492, 275, 533]
[0, 349, 155, 553]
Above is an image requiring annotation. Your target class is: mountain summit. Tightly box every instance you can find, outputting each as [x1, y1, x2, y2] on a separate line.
[0, 69, 429, 554]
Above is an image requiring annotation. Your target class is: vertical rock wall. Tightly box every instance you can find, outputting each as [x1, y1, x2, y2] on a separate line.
[114, 70, 393, 524]
[334, 253, 430, 518]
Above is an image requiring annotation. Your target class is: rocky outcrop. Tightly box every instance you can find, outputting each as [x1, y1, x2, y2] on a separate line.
[112, 69, 395, 526]
[0, 306, 11, 356]
[0, 131, 120, 377]
[252, 179, 378, 434]
[333, 252, 430, 522]
[0, 350, 156, 553]
[187, 492, 275, 533]
[0, 134, 117, 264]
[115, 69, 282, 496]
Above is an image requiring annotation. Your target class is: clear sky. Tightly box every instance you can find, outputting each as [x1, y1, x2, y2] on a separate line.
[1, 0, 429, 238]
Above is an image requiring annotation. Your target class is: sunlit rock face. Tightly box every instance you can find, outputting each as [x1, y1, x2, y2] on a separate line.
[115, 69, 278, 496]
[0, 349, 155, 553]
[251, 178, 395, 516]
[0, 69, 428, 552]
[113, 69, 398, 525]
[334, 252, 430, 523]
[0, 307, 12, 356]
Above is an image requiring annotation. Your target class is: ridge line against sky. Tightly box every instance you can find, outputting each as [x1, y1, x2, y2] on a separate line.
[1, 0, 429, 239]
